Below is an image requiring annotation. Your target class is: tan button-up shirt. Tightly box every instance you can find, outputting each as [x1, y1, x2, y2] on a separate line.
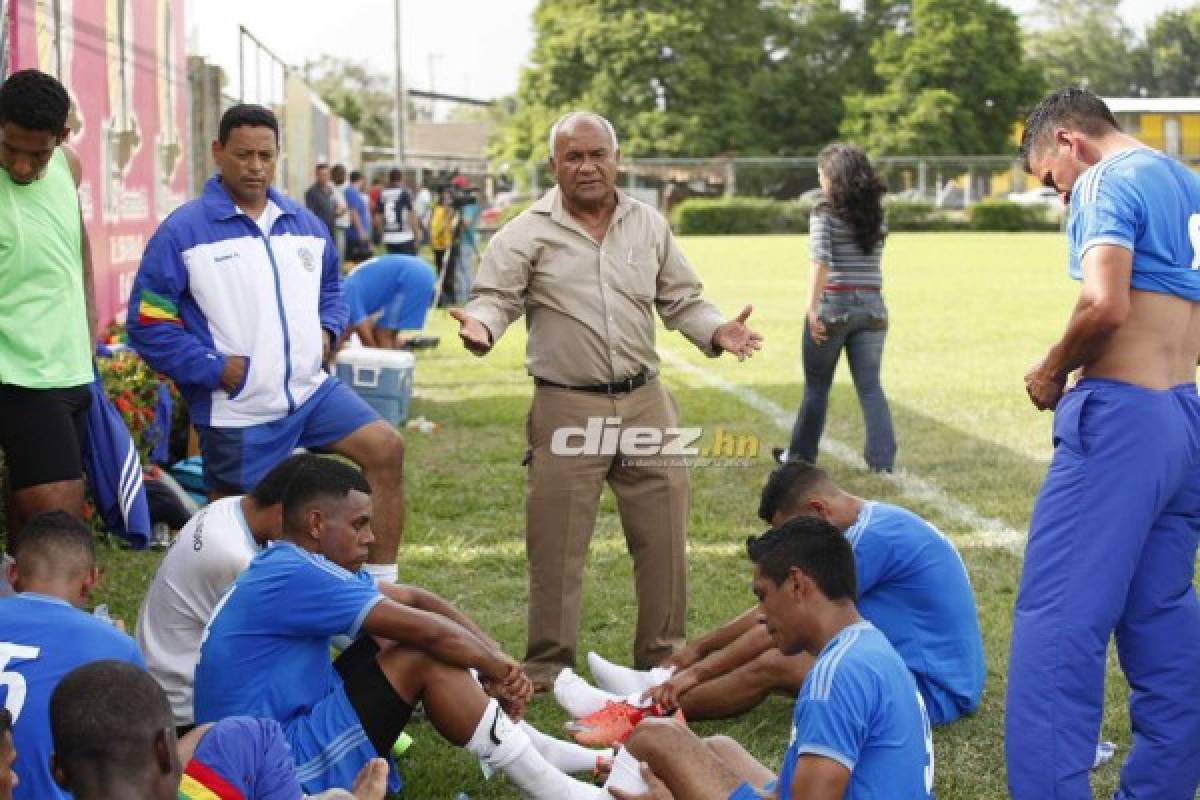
[465, 187, 725, 386]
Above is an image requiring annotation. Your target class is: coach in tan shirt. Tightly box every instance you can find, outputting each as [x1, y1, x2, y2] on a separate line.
[451, 111, 761, 687]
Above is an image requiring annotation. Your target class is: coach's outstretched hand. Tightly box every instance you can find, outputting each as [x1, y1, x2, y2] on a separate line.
[449, 309, 493, 356]
[712, 305, 763, 361]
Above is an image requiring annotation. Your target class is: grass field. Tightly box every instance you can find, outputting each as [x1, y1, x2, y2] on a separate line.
[89, 231, 1148, 798]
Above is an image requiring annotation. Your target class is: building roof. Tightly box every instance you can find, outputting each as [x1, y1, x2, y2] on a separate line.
[1104, 97, 1200, 114]
[406, 122, 491, 159]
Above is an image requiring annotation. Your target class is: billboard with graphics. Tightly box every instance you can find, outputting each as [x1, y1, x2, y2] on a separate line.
[3, 0, 188, 327]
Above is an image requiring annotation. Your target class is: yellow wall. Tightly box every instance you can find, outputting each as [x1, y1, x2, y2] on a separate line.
[1139, 114, 1165, 150]
[1182, 115, 1200, 157]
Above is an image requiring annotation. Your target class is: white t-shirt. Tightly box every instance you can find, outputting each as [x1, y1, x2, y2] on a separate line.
[237, 200, 283, 237]
[135, 496, 261, 725]
[333, 184, 351, 229]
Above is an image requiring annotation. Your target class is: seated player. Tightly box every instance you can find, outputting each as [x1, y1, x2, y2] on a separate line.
[341, 254, 438, 350]
[0, 513, 145, 800]
[194, 458, 608, 798]
[562, 461, 983, 727]
[49, 662, 181, 800]
[604, 518, 934, 800]
[178, 716, 389, 800]
[137, 453, 320, 732]
[0, 709, 14, 800]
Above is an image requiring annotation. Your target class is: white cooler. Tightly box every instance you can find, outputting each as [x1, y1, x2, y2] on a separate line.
[335, 347, 415, 426]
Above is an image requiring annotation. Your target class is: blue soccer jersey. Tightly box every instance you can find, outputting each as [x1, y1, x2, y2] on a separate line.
[1068, 148, 1200, 300]
[193, 541, 389, 793]
[343, 255, 425, 324]
[0, 593, 145, 800]
[778, 622, 933, 800]
[847, 502, 985, 725]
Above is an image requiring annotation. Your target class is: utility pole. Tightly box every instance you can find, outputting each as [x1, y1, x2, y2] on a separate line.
[393, 0, 406, 163]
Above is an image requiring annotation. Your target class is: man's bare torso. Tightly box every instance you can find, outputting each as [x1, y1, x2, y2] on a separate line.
[1084, 288, 1200, 388]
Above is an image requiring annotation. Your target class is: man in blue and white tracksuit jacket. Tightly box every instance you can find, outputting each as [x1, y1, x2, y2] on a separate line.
[127, 104, 406, 584]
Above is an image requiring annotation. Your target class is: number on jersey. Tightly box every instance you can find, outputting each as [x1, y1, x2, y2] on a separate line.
[0, 642, 42, 722]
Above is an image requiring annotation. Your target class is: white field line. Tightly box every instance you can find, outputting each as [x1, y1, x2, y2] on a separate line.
[660, 351, 1026, 550]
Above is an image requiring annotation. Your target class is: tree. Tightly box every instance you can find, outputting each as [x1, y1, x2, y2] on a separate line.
[303, 56, 395, 148]
[839, 0, 1042, 155]
[1024, 0, 1140, 96]
[744, 0, 868, 156]
[1135, 6, 1200, 96]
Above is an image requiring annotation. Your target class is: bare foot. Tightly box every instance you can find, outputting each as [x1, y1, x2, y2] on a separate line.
[351, 757, 389, 800]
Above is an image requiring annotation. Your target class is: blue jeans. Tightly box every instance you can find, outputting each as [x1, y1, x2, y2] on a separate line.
[788, 290, 896, 470]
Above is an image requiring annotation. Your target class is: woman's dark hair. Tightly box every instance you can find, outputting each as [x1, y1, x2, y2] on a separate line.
[816, 143, 887, 255]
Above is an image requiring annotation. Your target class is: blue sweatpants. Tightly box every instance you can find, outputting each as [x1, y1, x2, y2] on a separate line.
[1006, 379, 1200, 799]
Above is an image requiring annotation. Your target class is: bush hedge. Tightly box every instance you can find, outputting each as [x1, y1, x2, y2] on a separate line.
[668, 197, 1062, 234]
[671, 198, 811, 234]
[967, 200, 1061, 232]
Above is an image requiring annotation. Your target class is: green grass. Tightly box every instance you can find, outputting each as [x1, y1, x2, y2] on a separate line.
[90, 232, 1147, 798]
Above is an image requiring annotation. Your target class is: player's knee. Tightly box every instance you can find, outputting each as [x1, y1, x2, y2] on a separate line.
[359, 425, 405, 476]
[625, 717, 685, 763]
[702, 734, 740, 762]
[376, 644, 435, 688]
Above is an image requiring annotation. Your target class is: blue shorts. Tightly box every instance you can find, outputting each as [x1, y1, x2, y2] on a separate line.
[196, 377, 378, 492]
[286, 683, 401, 795]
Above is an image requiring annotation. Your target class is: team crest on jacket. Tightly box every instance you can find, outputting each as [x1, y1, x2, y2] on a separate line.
[299, 248, 316, 271]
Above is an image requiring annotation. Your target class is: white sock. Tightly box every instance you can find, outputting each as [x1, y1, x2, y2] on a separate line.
[603, 746, 650, 795]
[365, 563, 398, 584]
[555, 668, 621, 718]
[520, 721, 612, 774]
[587, 652, 673, 696]
[465, 699, 605, 800]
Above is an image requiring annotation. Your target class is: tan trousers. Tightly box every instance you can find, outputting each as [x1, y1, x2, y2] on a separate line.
[523, 378, 690, 684]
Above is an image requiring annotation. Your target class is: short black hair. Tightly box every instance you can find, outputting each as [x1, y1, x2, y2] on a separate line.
[331, 164, 346, 181]
[0, 69, 70, 132]
[282, 458, 372, 535]
[757, 461, 833, 523]
[250, 453, 329, 506]
[747, 516, 856, 601]
[217, 103, 279, 146]
[50, 661, 173, 781]
[1019, 88, 1119, 171]
[388, 168, 403, 183]
[10, 511, 94, 579]
[349, 170, 363, 182]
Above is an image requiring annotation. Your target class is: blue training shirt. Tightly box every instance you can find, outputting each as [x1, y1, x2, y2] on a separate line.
[344, 185, 371, 244]
[0, 593, 145, 800]
[1068, 148, 1200, 300]
[343, 254, 430, 325]
[193, 541, 389, 793]
[778, 621, 933, 800]
[848, 502, 985, 725]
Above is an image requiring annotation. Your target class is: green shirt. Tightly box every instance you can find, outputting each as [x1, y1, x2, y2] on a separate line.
[0, 147, 92, 388]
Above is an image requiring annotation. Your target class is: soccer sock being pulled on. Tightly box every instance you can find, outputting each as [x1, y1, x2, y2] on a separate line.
[365, 563, 398, 585]
[603, 746, 651, 795]
[465, 699, 605, 800]
[587, 652, 674, 696]
[555, 668, 622, 718]
[519, 720, 612, 774]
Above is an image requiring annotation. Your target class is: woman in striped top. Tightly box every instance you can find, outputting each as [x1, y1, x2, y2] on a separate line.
[779, 144, 896, 472]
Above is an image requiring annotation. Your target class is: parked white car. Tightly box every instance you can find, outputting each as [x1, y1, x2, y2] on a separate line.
[1007, 187, 1062, 206]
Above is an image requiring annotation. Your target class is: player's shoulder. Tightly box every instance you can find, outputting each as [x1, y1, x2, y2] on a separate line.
[1075, 149, 1158, 208]
[805, 622, 890, 702]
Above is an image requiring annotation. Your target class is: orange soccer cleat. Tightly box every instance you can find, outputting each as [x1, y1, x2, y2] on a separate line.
[564, 701, 686, 748]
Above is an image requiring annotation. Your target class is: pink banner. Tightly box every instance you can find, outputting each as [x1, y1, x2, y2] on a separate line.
[8, 0, 189, 328]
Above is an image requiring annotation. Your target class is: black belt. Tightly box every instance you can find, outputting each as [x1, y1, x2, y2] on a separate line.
[534, 369, 651, 395]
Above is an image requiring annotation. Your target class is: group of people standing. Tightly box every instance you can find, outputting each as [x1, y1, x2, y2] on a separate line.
[1, 56, 1199, 800]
